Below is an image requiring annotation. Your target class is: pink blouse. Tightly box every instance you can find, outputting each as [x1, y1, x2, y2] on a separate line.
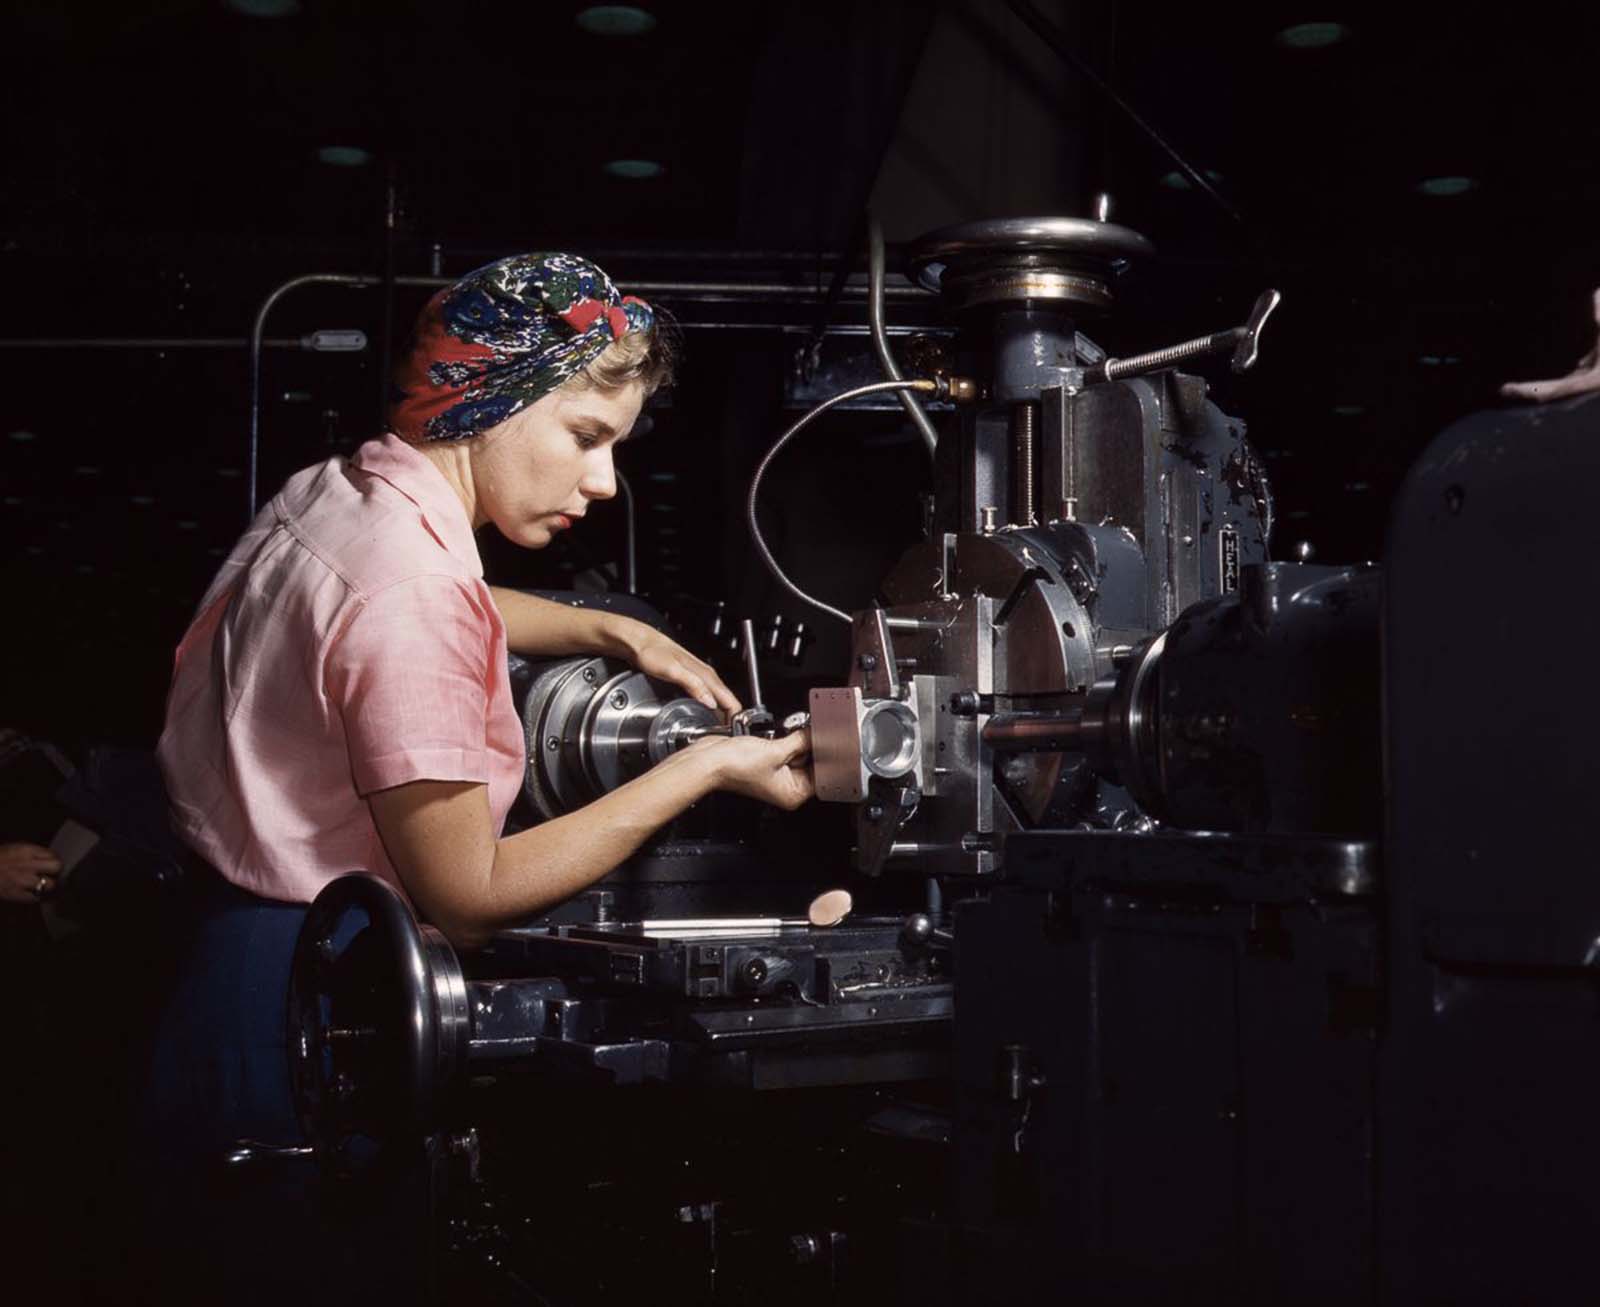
[157, 434, 526, 903]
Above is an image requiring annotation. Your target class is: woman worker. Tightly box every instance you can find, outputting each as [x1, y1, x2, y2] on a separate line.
[161, 251, 811, 939]
[139, 252, 812, 1302]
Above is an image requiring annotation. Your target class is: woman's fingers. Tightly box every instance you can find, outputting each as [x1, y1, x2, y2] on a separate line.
[0, 843, 62, 872]
[776, 728, 812, 765]
[699, 665, 742, 715]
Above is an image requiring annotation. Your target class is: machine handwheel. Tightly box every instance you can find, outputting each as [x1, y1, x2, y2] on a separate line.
[287, 873, 468, 1170]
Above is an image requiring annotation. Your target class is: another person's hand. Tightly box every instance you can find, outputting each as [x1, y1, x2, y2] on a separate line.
[0, 842, 63, 905]
[620, 621, 742, 715]
[693, 730, 814, 811]
[1501, 288, 1600, 403]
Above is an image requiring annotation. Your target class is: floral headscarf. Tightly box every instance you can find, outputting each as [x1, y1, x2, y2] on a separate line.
[389, 252, 654, 443]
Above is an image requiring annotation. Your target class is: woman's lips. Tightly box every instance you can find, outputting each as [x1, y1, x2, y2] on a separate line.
[551, 513, 573, 530]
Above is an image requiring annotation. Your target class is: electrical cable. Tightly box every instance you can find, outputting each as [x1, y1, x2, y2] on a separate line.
[867, 214, 940, 459]
[747, 378, 939, 626]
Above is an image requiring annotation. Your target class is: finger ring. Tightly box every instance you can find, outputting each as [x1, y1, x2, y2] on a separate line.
[34, 874, 47, 896]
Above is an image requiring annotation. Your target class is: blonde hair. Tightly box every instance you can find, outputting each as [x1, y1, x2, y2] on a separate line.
[573, 312, 681, 396]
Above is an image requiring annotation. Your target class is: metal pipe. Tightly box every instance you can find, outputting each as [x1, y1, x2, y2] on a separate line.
[249, 273, 380, 519]
[614, 469, 637, 594]
[868, 214, 940, 459]
[747, 378, 940, 626]
[982, 708, 1087, 752]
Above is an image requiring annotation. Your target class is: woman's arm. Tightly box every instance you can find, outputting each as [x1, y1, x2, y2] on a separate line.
[367, 731, 811, 950]
[488, 586, 739, 712]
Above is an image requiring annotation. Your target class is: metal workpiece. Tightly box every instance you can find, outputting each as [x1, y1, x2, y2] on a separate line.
[808, 686, 923, 804]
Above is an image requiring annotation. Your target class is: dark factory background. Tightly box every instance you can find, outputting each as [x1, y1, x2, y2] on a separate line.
[1, 0, 1595, 752]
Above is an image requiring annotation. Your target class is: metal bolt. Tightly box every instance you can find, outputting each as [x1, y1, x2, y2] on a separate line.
[866, 804, 885, 822]
[858, 653, 878, 672]
[546, 736, 560, 752]
[1181, 533, 1194, 547]
[582, 666, 597, 683]
[609, 690, 629, 709]
[1294, 540, 1316, 562]
[980, 505, 998, 535]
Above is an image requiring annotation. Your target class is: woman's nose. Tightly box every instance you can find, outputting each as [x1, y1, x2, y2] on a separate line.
[580, 447, 616, 500]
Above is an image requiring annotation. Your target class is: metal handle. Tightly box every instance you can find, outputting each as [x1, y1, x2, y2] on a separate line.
[1087, 288, 1282, 383]
[740, 618, 764, 712]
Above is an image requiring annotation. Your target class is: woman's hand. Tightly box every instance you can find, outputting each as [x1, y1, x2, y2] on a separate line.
[615, 618, 742, 715]
[0, 842, 62, 905]
[694, 730, 815, 811]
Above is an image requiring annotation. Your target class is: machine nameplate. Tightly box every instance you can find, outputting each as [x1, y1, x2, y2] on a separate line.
[1220, 525, 1240, 594]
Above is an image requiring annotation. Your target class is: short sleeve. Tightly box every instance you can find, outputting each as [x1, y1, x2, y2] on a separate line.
[325, 574, 503, 795]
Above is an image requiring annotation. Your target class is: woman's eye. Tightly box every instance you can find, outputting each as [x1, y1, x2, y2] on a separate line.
[574, 431, 599, 451]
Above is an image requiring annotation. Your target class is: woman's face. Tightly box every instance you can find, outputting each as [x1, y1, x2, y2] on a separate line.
[468, 380, 645, 548]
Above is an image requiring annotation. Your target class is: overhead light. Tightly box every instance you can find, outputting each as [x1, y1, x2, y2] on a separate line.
[216, 467, 242, 479]
[74, 465, 100, 476]
[575, 6, 657, 37]
[1416, 176, 1477, 197]
[225, 0, 301, 16]
[1275, 22, 1351, 49]
[1344, 481, 1371, 492]
[8, 429, 37, 442]
[317, 145, 372, 167]
[1418, 354, 1463, 366]
[604, 158, 665, 180]
[176, 520, 200, 531]
[1160, 168, 1223, 191]
[131, 495, 156, 506]
[3, 496, 20, 506]
[1332, 405, 1366, 416]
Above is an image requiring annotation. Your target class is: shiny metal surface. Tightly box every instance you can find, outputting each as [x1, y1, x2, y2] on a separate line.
[522, 655, 719, 817]
[809, 686, 871, 803]
[909, 218, 1153, 315]
[908, 217, 1155, 288]
[868, 213, 940, 457]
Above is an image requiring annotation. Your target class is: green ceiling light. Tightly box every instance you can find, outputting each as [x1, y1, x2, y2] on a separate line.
[1332, 405, 1366, 416]
[317, 145, 372, 167]
[1416, 176, 1477, 197]
[8, 429, 36, 442]
[1160, 168, 1223, 191]
[604, 158, 665, 179]
[1275, 22, 1351, 49]
[576, 6, 657, 37]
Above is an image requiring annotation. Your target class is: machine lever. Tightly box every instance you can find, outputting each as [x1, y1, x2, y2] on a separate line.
[740, 618, 764, 712]
[902, 912, 954, 950]
[1085, 288, 1281, 383]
